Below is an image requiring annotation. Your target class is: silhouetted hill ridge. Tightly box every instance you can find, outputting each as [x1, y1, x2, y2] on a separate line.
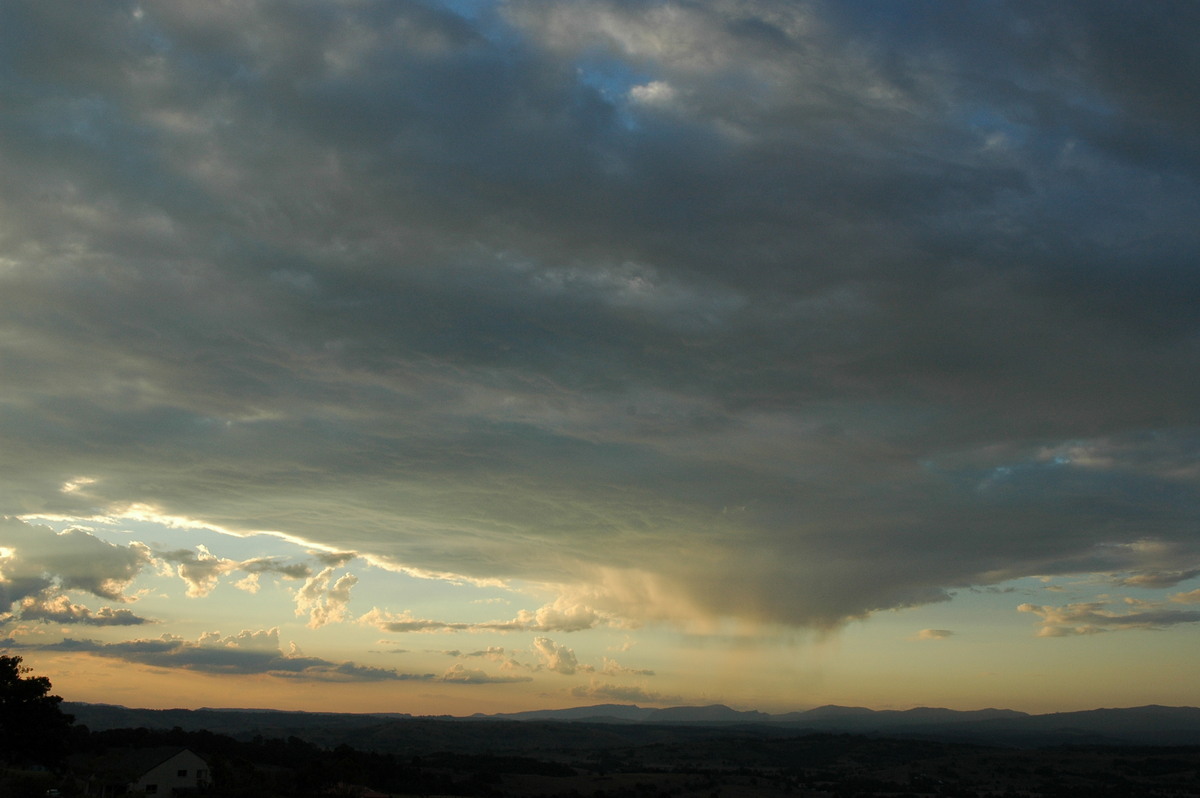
[62, 701, 1200, 748]
[478, 703, 656, 722]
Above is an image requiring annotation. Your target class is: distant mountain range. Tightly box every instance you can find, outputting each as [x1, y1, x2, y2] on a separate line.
[63, 701, 1200, 749]
[478, 703, 1024, 726]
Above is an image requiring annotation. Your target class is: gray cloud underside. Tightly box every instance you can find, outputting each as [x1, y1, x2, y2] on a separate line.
[2, 635, 426, 681]
[17, 596, 151, 627]
[1, 1, 1198, 627]
[2, 631, 524, 684]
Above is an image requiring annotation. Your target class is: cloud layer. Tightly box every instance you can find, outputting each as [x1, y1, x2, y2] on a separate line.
[0, 1, 1197, 632]
[3, 627, 532, 685]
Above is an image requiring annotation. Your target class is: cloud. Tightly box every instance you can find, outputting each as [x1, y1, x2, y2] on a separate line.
[1171, 589, 1200, 604]
[438, 646, 507, 660]
[1118, 569, 1200, 589]
[0, 1, 1197, 635]
[310, 551, 357, 568]
[599, 657, 654, 676]
[1019, 601, 1200, 637]
[511, 599, 609, 633]
[18, 594, 151, 627]
[570, 679, 678, 706]
[0, 518, 151, 605]
[295, 567, 358, 629]
[158, 546, 231, 598]
[12, 628, 437, 682]
[359, 610, 467, 634]
[914, 629, 954, 641]
[532, 636, 587, 675]
[0, 518, 156, 629]
[441, 663, 532, 684]
[156, 547, 314, 598]
[360, 600, 610, 635]
[233, 573, 261, 594]
[241, 558, 314, 579]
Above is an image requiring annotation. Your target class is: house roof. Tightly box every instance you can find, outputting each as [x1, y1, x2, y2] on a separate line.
[96, 746, 207, 779]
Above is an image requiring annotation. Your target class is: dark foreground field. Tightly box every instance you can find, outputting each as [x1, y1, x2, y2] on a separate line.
[7, 710, 1200, 798]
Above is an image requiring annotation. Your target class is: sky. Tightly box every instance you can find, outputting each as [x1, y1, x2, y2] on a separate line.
[2, 0, 1199, 717]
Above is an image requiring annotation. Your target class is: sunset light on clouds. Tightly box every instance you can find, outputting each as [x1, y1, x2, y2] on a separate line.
[2, 1, 1199, 716]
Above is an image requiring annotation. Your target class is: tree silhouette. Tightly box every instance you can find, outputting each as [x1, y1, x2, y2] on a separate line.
[0, 655, 74, 767]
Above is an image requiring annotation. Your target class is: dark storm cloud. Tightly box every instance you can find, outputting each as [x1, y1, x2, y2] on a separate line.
[0, 1, 1197, 628]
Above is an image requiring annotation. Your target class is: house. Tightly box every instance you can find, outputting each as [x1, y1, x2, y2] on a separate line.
[128, 747, 209, 796]
[92, 747, 210, 796]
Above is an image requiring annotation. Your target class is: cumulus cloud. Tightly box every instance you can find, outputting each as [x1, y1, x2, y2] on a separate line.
[1019, 601, 1200, 637]
[0, 518, 156, 628]
[158, 546, 231, 598]
[156, 547, 314, 598]
[513, 599, 608, 632]
[0, 0, 1197, 635]
[233, 573, 261, 594]
[295, 567, 358, 629]
[0, 518, 151, 605]
[914, 629, 954, 641]
[532, 636, 588, 675]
